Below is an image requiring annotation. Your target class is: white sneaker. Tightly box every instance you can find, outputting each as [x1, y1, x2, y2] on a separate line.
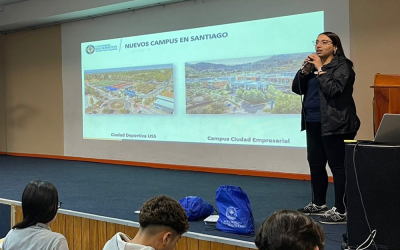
[318, 207, 347, 224]
[297, 202, 329, 215]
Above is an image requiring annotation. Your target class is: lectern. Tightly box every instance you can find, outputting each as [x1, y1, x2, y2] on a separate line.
[371, 74, 400, 133]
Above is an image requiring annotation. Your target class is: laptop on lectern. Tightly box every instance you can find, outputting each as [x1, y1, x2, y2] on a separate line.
[374, 114, 400, 144]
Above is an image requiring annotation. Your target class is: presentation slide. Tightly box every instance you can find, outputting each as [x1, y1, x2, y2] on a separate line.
[82, 11, 324, 147]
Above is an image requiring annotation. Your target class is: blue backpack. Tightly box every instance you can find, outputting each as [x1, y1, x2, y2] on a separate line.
[215, 185, 255, 235]
[179, 196, 216, 221]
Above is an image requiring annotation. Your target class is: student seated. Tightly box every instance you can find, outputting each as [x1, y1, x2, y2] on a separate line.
[103, 195, 189, 250]
[255, 209, 325, 250]
[2, 180, 68, 250]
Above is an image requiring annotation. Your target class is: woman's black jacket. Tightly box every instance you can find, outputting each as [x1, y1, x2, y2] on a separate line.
[292, 56, 360, 136]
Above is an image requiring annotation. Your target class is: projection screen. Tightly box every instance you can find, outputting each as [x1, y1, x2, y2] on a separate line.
[63, 0, 350, 173]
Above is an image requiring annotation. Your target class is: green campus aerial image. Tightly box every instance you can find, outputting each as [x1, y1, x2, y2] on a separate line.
[84, 64, 174, 115]
[185, 52, 309, 115]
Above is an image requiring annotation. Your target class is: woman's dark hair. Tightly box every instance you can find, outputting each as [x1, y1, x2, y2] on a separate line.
[255, 210, 325, 250]
[13, 180, 59, 229]
[320, 31, 353, 67]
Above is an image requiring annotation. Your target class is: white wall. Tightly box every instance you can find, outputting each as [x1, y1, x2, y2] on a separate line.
[0, 35, 6, 152]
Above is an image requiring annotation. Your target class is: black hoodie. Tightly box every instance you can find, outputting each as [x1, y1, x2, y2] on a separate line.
[292, 56, 360, 136]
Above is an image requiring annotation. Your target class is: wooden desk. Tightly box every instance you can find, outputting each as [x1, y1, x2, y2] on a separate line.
[371, 74, 400, 133]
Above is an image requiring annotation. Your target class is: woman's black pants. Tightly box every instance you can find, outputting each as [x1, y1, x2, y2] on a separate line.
[306, 122, 356, 214]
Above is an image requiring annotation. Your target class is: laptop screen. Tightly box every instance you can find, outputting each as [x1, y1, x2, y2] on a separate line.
[374, 114, 400, 144]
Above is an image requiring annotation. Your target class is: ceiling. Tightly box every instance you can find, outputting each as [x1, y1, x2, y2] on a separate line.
[0, 0, 190, 33]
[0, 0, 27, 5]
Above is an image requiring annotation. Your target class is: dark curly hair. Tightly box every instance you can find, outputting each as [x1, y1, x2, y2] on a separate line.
[255, 210, 325, 250]
[139, 195, 189, 235]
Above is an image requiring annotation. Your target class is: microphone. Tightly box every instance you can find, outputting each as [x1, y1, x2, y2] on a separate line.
[300, 61, 310, 70]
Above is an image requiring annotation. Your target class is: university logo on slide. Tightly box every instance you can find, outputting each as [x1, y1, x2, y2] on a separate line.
[226, 206, 238, 220]
[86, 45, 95, 54]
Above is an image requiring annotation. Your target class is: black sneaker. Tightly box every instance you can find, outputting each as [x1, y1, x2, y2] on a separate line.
[318, 207, 347, 224]
[297, 202, 329, 215]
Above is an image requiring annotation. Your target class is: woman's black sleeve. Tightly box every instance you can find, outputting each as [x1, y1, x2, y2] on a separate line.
[292, 71, 309, 95]
[318, 60, 355, 98]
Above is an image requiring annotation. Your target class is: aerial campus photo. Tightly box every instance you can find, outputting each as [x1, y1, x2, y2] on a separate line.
[84, 64, 174, 115]
[185, 52, 309, 115]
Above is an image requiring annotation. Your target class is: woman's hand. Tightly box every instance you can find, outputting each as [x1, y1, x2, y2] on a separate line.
[306, 54, 323, 70]
[301, 59, 312, 74]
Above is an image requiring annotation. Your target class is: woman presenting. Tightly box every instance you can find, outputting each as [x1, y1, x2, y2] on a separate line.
[292, 31, 360, 224]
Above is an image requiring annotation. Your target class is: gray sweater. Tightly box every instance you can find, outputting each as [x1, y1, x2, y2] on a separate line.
[2, 223, 68, 250]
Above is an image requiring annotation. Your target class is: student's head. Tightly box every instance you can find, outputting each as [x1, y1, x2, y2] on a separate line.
[13, 180, 60, 229]
[138, 195, 189, 250]
[255, 210, 325, 250]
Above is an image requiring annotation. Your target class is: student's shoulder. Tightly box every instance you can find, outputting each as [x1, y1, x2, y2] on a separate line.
[49, 231, 67, 239]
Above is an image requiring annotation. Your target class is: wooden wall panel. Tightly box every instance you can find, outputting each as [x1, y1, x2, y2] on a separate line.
[98, 221, 107, 249]
[57, 213, 66, 236]
[222, 244, 236, 250]
[187, 238, 199, 250]
[50, 214, 59, 232]
[65, 215, 74, 250]
[106, 222, 116, 241]
[89, 219, 99, 250]
[14, 205, 23, 225]
[81, 218, 90, 250]
[211, 242, 224, 250]
[13, 206, 254, 250]
[199, 240, 211, 250]
[236, 247, 251, 250]
[125, 226, 138, 239]
[175, 236, 187, 250]
[115, 223, 125, 234]
[73, 216, 82, 250]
